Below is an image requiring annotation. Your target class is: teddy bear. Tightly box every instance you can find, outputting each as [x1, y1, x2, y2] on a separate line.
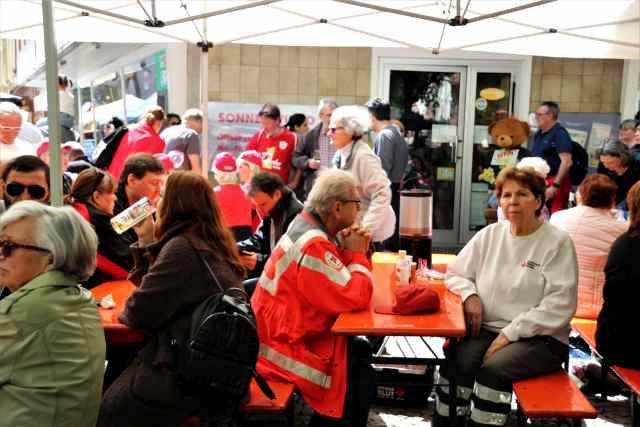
[478, 116, 532, 185]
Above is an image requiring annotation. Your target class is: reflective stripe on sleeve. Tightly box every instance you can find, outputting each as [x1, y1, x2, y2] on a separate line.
[347, 263, 372, 281]
[300, 254, 351, 287]
[473, 383, 512, 405]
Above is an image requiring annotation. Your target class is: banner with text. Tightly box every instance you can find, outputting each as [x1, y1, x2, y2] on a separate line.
[207, 102, 318, 166]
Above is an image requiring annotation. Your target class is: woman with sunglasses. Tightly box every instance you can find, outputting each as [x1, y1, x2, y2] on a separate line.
[0, 201, 106, 426]
[329, 106, 395, 247]
[65, 168, 134, 288]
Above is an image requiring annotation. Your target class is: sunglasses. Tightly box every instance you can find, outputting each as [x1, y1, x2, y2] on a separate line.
[5, 182, 47, 200]
[0, 239, 50, 258]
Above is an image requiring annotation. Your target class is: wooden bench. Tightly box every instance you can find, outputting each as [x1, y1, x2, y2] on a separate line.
[240, 379, 296, 426]
[572, 319, 640, 426]
[513, 371, 598, 426]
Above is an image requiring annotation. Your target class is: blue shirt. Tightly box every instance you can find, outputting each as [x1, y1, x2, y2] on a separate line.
[532, 122, 572, 176]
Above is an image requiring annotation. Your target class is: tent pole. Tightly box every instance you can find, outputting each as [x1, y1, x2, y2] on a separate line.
[42, 0, 63, 207]
[199, 17, 210, 178]
[77, 85, 83, 144]
[151, 0, 157, 20]
[120, 68, 128, 123]
[164, 0, 282, 27]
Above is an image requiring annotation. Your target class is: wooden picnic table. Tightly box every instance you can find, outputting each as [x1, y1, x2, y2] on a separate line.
[332, 252, 464, 422]
[91, 280, 143, 346]
[332, 252, 465, 338]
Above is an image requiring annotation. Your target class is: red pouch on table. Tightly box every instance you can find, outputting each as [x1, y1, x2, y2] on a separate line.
[375, 286, 440, 315]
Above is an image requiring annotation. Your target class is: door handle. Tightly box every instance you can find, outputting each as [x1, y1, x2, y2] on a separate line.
[456, 140, 464, 160]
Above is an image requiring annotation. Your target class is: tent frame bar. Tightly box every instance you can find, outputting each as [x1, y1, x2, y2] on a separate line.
[466, 0, 557, 24]
[54, 0, 146, 26]
[333, 0, 448, 24]
[162, 0, 282, 27]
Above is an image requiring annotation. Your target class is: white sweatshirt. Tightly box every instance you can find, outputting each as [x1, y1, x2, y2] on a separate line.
[446, 222, 578, 344]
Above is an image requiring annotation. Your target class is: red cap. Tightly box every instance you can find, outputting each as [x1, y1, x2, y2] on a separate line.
[374, 286, 440, 315]
[36, 139, 73, 158]
[214, 152, 237, 173]
[153, 153, 175, 172]
[238, 150, 262, 169]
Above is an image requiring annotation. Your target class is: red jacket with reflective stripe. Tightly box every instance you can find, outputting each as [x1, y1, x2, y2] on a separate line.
[251, 211, 373, 418]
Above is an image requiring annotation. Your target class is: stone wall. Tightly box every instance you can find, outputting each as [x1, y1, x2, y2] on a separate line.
[207, 44, 372, 106]
[530, 57, 624, 113]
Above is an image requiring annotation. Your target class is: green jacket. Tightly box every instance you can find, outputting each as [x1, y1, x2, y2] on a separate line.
[0, 271, 106, 427]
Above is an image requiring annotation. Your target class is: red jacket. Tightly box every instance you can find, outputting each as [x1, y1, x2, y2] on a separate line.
[214, 184, 253, 228]
[72, 203, 129, 280]
[246, 129, 296, 183]
[251, 211, 373, 418]
[108, 123, 165, 180]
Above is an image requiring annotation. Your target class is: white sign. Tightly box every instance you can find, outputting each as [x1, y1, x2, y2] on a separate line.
[206, 102, 319, 161]
[491, 148, 520, 167]
[431, 124, 457, 143]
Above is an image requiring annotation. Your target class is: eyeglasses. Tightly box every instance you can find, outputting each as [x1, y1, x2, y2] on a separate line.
[534, 112, 551, 117]
[0, 123, 22, 132]
[328, 127, 344, 134]
[5, 182, 47, 200]
[340, 199, 361, 207]
[0, 239, 50, 258]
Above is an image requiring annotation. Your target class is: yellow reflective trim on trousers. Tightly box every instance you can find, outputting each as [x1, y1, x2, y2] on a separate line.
[347, 263, 372, 281]
[435, 370, 473, 400]
[259, 345, 332, 389]
[434, 395, 471, 417]
[473, 383, 512, 405]
[469, 406, 508, 426]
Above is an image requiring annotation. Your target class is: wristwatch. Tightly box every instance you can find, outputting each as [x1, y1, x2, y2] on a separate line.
[551, 182, 561, 188]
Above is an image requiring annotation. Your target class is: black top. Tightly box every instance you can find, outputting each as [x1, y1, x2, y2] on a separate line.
[597, 161, 640, 209]
[596, 231, 640, 368]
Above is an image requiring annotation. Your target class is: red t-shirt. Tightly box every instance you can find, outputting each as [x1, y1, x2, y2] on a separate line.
[108, 123, 165, 180]
[214, 184, 253, 228]
[246, 128, 296, 183]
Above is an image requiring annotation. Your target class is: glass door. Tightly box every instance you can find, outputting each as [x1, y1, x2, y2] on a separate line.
[384, 66, 467, 245]
[460, 69, 518, 243]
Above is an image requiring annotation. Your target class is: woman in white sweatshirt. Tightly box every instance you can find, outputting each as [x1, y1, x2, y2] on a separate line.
[434, 166, 578, 427]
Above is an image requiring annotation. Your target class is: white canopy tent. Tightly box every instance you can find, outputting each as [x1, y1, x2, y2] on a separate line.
[1, 0, 638, 205]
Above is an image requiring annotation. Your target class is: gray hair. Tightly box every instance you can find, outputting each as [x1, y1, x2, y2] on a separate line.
[0, 101, 22, 118]
[317, 98, 338, 116]
[329, 106, 365, 139]
[214, 171, 238, 185]
[182, 108, 203, 122]
[600, 139, 631, 166]
[306, 169, 358, 216]
[0, 201, 98, 281]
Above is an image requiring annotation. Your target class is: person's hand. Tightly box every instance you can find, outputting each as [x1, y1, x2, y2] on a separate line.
[240, 252, 258, 270]
[545, 185, 557, 201]
[340, 225, 371, 253]
[308, 159, 321, 170]
[132, 215, 155, 246]
[483, 333, 511, 362]
[463, 294, 483, 337]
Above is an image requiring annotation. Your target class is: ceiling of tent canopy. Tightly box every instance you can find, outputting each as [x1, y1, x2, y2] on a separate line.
[0, 0, 638, 58]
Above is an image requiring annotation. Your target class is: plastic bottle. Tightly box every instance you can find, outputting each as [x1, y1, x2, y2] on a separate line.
[395, 250, 412, 286]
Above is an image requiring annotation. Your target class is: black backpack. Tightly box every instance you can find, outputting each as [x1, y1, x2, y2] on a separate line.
[172, 248, 274, 402]
[569, 141, 589, 186]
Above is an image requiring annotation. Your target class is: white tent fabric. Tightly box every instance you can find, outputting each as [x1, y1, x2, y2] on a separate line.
[1, 0, 638, 59]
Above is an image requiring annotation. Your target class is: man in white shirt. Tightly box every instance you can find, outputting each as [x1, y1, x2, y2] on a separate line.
[0, 102, 36, 163]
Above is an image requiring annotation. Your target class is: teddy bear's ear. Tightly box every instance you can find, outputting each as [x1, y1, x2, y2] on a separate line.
[488, 120, 498, 135]
[520, 121, 531, 136]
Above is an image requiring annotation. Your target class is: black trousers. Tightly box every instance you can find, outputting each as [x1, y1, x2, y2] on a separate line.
[435, 329, 567, 427]
[308, 336, 374, 427]
[383, 182, 401, 252]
